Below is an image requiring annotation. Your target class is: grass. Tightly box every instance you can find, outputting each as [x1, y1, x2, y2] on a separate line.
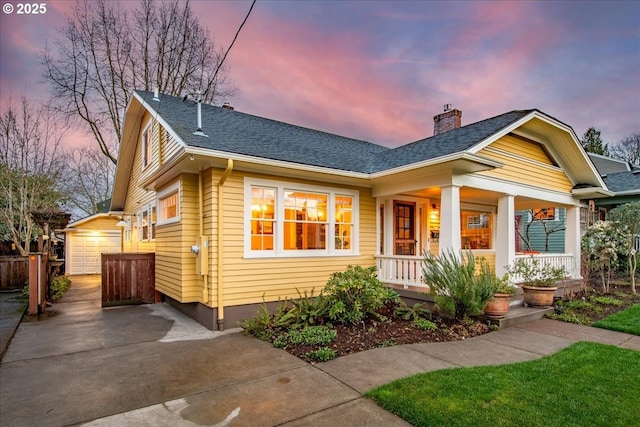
[367, 342, 640, 427]
[593, 304, 640, 335]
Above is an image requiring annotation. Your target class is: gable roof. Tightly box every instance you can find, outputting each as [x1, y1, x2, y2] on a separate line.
[588, 153, 634, 175]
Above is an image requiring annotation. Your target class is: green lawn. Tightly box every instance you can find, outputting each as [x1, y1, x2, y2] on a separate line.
[593, 304, 640, 335]
[367, 342, 640, 427]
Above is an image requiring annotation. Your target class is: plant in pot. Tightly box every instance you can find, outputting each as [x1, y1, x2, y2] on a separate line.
[507, 257, 566, 308]
[483, 275, 516, 319]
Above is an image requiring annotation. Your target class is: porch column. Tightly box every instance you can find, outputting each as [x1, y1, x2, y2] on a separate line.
[495, 194, 515, 278]
[439, 185, 461, 255]
[565, 205, 581, 279]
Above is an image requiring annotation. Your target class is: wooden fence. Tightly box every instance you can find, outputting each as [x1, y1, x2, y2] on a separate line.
[0, 256, 29, 290]
[101, 253, 155, 307]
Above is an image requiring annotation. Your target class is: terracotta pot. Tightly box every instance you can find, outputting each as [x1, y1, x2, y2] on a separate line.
[484, 293, 512, 318]
[521, 285, 557, 308]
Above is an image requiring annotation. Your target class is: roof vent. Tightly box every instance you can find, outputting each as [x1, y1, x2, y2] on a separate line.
[222, 102, 234, 111]
[153, 87, 160, 102]
[192, 91, 208, 138]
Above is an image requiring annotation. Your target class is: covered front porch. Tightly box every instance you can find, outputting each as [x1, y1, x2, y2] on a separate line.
[374, 182, 582, 290]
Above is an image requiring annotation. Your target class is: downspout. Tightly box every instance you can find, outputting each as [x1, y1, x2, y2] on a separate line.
[217, 159, 234, 330]
[199, 170, 208, 304]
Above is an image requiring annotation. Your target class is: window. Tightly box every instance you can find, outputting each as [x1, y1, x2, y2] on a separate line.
[124, 217, 132, 242]
[284, 191, 327, 250]
[461, 210, 493, 250]
[157, 181, 180, 225]
[142, 125, 152, 168]
[250, 187, 275, 250]
[532, 208, 557, 221]
[141, 209, 149, 240]
[244, 178, 359, 257]
[151, 205, 157, 239]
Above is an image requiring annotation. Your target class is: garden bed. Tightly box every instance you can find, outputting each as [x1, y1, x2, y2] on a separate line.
[548, 283, 640, 325]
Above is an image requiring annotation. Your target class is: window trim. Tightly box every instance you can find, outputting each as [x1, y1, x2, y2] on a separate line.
[244, 178, 359, 258]
[157, 181, 180, 225]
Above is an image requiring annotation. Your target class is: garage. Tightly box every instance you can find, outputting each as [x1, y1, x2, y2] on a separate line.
[64, 214, 122, 275]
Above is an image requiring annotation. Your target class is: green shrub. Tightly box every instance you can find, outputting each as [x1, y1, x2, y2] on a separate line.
[422, 250, 495, 320]
[507, 257, 566, 287]
[285, 325, 337, 346]
[278, 289, 330, 327]
[325, 265, 399, 324]
[413, 318, 437, 331]
[304, 347, 336, 362]
[50, 276, 71, 300]
[395, 301, 431, 321]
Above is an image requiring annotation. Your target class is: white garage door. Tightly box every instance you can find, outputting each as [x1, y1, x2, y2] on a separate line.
[68, 232, 121, 275]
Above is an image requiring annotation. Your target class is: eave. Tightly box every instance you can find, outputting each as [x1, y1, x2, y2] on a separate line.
[572, 187, 615, 199]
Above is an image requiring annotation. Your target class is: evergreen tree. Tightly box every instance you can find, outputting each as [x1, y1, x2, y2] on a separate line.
[580, 127, 609, 155]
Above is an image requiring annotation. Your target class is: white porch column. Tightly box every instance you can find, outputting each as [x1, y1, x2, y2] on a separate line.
[495, 194, 515, 278]
[439, 185, 461, 255]
[565, 205, 581, 278]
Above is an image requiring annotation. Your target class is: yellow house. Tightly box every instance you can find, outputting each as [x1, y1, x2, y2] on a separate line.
[110, 91, 608, 330]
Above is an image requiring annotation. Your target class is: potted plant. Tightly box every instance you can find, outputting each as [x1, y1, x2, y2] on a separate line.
[507, 257, 565, 308]
[483, 276, 516, 318]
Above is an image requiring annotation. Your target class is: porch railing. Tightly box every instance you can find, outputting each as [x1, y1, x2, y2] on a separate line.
[376, 255, 427, 289]
[376, 252, 580, 289]
[511, 253, 579, 283]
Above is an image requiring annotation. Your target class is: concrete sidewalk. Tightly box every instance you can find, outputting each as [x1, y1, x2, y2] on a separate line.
[1, 276, 638, 427]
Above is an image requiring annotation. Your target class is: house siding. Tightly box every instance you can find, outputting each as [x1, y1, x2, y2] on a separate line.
[208, 170, 377, 308]
[516, 208, 566, 253]
[477, 134, 573, 193]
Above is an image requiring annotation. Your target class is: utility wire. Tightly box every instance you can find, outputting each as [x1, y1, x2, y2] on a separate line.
[212, 0, 257, 84]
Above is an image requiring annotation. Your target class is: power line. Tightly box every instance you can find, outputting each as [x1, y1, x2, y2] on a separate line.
[212, 0, 257, 85]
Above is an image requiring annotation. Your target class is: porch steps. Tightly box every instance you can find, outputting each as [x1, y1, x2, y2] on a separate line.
[480, 305, 554, 329]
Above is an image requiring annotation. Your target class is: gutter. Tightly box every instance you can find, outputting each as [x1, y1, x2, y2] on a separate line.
[217, 159, 234, 330]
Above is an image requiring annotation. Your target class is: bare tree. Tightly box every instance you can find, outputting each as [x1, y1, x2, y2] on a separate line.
[0, 97, 68, 256]
[62, 143, 116, 217]
[610, 132, 640, 166]
[42, 0, 234, 164]
[516, 209, 566, 252]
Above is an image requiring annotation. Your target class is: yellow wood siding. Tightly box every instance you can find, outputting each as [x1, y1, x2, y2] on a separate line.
[209, 171, 376, 308]
[154, 174, 202, 302]
[477, 134, 573, 192]
[73, 216, 120, 230]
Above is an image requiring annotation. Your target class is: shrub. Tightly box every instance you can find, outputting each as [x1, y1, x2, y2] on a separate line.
[422, 250, 495, 320]
[413, 318, 437, 331]
[285, 325, 337, 346]
[395, 301, 431, 321]
[278, 289, 330, 327]
[50, 276, 71, 300]
[325, 265, 399, 324]
[304, 347, 336, 362]
[506, 257, 565, 287]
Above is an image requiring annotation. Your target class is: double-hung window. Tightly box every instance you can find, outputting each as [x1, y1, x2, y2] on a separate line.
[245, 178, 358, 257]
[157, 181, 180, 225]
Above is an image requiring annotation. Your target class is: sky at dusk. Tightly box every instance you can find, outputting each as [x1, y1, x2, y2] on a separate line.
[0, 0, 638, 150]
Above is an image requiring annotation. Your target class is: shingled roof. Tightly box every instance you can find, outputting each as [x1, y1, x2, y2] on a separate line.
[135, 90, 536, 174]
[602, 170, 640, 194]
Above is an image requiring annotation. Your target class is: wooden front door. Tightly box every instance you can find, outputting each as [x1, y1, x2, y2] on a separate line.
[394, 201, 416, 255]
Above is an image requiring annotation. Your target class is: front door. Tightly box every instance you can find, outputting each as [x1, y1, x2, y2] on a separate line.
[394, 201, 416, 255]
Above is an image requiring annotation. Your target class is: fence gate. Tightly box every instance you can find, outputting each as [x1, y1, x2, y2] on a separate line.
[101, 253, 155, 307]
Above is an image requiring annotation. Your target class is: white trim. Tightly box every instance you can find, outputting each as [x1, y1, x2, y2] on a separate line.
[156, 180, 180, 225]
[243, 178, 360, 258]
[141, 121, 152, 169]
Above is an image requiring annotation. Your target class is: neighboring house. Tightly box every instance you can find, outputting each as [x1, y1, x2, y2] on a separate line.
[586, 153, 640, 222]
[110, 91, 607, 330]
[64, 213, 122, 275]
[515, 207, 567, 253]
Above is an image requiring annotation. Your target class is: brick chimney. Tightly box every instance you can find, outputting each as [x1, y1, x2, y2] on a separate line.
[433, 104, 462, 135]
